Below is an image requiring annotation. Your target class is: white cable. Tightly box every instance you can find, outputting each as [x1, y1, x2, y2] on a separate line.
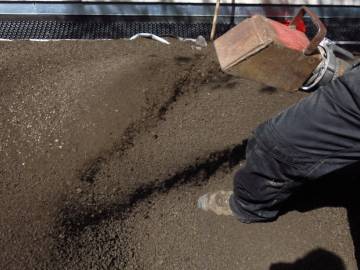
[129, 33, 170, 45]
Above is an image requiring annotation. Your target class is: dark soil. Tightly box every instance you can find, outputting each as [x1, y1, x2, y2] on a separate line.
[0, 39, 357, 270]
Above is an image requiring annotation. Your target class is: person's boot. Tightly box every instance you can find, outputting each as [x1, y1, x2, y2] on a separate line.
[197, 191, 233, 216]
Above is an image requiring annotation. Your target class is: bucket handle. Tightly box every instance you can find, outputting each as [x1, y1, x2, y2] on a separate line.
[290, 6, 327, 56]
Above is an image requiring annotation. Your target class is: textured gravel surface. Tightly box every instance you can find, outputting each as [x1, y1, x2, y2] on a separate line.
[0, 39, 358, 270]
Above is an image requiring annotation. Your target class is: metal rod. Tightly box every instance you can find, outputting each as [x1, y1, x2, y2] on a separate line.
[210, 0, 220, 40]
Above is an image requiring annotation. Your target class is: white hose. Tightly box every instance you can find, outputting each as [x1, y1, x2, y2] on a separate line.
[129, 33, 170, 45]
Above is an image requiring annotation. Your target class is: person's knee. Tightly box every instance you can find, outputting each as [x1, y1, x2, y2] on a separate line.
[232, 135, 300, 222]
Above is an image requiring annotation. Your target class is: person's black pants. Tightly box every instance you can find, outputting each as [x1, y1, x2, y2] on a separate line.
[231, 65, 360, 223]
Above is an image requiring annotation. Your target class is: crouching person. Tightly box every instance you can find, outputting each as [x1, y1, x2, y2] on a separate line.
[198, 64, 360, 223]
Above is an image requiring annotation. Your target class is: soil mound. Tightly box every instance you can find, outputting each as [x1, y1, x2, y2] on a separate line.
[0, 39, 356, 270]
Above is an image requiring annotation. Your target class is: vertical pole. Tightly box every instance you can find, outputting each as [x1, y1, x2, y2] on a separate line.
[210, 0, 221, 41]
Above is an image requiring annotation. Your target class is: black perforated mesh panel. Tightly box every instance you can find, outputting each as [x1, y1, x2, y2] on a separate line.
[0, 17, 358, 43]
[0, 20, 233, 39]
